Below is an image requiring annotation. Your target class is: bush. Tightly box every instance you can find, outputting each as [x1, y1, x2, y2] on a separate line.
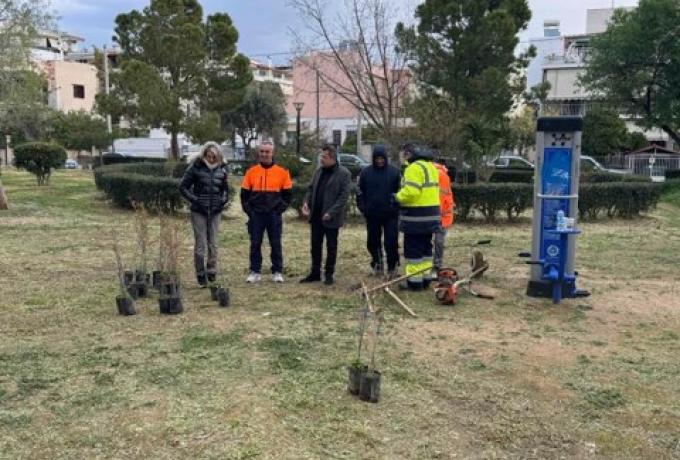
[101, 154, 166, 166]
[454, 183, 533, 222]
[489, 169, 534, 183]
[14, 142, 67, 185]
[453, 181, 662, 222]
[665, 169, 680, 180]
[578, 182, 662, 219]
[581, 172, 650, 183]
[94, 162, 233, 213]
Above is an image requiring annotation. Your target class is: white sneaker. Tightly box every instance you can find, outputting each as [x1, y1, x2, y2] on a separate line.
[246, 272, 261, 283]
[272, 273, 284, 283]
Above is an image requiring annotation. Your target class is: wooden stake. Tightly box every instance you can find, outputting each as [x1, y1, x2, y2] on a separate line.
[360, 281, 375, 313]
[384, 287, 417, 317]
[364, 267, 431, 294]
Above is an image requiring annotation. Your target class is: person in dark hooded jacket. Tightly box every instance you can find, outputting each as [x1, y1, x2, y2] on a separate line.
[179, 142, 229, 287]
[356, 145, 401, 276]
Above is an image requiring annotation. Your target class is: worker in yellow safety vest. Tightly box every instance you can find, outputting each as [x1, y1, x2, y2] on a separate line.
[394, 143, 440, 290]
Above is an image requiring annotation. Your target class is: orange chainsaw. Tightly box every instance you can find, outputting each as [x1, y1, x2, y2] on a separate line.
[434, 240, 493, 305]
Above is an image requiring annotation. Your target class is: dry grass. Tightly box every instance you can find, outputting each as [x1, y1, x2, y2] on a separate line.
[0, 169, 679, 459]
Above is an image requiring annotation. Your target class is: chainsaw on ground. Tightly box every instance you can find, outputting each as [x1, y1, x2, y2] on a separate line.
[434, 240, 494, 305]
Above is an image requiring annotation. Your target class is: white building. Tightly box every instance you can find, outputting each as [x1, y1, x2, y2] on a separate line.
[527, 8, 674, 150]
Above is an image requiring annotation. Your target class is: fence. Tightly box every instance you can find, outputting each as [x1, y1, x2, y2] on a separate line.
[627, 154, 680, 179]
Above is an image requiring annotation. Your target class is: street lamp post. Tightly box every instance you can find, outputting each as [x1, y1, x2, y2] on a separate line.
[293, 102, 304, 156]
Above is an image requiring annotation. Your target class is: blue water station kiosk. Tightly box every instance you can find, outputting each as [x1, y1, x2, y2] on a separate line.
[526, 117, 589, 304]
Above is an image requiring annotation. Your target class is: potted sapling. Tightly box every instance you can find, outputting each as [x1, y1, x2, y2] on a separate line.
[158, 215, 183, 315]
[216, 274, 230, 308]
[348, 303, 370, 395]
[133, 202, 150, 298]
[359, 309, 383, 403]
[112, 232, 136, 316]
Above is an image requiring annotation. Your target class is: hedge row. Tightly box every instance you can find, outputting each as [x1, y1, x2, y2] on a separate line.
[454, 181, 663, 222]
[666, 169, 680, 180]
[487, 169, 650, 184]
[94, 162, 231, 213]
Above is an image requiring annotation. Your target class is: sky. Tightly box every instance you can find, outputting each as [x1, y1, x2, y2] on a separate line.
[53, 0, 640, 62]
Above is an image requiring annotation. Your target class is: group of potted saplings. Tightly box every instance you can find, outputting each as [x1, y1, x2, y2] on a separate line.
[347, 293, 384, 403]
[113, 205, 230, 316]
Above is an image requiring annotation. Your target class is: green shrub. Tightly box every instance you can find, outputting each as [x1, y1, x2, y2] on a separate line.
[454, 183, 533, 222]
[581, 172, 650, 183]
[578, 182, 662, 219]
[454, 181, 662, 222]
[14, 142, 67, 185]
[665, 169, 680, 180]
[489, 169, 534, 183]
[94, 162, 233, 213]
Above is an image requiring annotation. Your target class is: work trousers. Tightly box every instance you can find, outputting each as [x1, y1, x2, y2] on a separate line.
[310, 220, 339, 277]
[403, 232, 434, 289]
[190, 211, 221, 280]
[432, 226, 448, 270]
[366, 215, 399, 271]
[248, 212, 283, 274]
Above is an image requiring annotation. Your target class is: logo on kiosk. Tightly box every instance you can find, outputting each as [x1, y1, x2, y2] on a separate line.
[547, 245, 560, 257]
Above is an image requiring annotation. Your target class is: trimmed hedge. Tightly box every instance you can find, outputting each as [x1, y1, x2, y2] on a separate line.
[94, 161, 232, 213]
[665, 169, 680, 180]
[454, 183, 533, 222]
[489, 169, 534, 183]
[455, 181, 663, 222]
[578, 182, 661, 219]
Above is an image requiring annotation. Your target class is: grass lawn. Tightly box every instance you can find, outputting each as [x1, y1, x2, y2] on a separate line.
[1, 169, 679, 459]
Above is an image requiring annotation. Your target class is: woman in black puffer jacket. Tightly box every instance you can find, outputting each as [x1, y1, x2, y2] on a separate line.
[179, 142, 229, 287]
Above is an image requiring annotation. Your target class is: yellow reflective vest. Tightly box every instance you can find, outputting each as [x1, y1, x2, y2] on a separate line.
[396, 159, 440, 233]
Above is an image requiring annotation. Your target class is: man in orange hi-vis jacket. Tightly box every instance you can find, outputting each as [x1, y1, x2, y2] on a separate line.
[240, 141, 293, 284]
[432, 161, 455, 278]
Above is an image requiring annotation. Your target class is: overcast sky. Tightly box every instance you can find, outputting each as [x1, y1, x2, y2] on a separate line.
[53, 0, 640, 61]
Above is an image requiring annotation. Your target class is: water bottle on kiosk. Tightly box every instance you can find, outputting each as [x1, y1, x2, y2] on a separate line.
[556, 210, 566, 231]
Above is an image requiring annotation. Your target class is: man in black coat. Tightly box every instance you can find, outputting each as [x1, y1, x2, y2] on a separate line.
[179, 142, 229, 286]
[300, 144, 352, 285]
[356, 145, 400, 277]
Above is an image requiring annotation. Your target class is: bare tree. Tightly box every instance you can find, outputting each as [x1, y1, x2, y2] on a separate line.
[289, 0, 413, 148]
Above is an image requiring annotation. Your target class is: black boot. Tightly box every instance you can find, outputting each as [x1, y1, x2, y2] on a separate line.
[300, 273, 321, 283]
[207, 273, 216, 283]
[197, 274, 207, 288]
[324, 274, 334, 285]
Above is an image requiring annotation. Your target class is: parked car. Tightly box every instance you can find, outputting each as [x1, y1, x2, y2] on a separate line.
[338, 153, 369, 177]
[487, 155, 535, 170]
[580, 155, 628, 174]
[64, 159, 79, 169]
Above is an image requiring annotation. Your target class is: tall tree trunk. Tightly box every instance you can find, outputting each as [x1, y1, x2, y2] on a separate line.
[0, 179, 8, 210]
[170, 128, 180, 161]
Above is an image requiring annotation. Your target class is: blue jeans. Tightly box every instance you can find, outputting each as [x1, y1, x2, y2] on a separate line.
[248, 212, 283, 274]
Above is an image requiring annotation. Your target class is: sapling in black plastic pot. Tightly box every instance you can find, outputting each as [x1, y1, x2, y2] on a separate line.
[359, 309, 383, 403]
[133, 202, 150, 298]
[112, 232, 136, 316]
[157, 214, 183, 315]
[348, 303, 370, 395]
[215, 273, 230, 307]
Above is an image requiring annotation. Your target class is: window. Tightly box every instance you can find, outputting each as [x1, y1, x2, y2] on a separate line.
[73, 84, 85, 99]
[508, 158, 532, 169]
[332, 130, 342, 146]
[258, 70, 266, 77]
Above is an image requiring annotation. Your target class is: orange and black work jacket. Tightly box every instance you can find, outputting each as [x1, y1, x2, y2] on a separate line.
[240, 162, 293, 214]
